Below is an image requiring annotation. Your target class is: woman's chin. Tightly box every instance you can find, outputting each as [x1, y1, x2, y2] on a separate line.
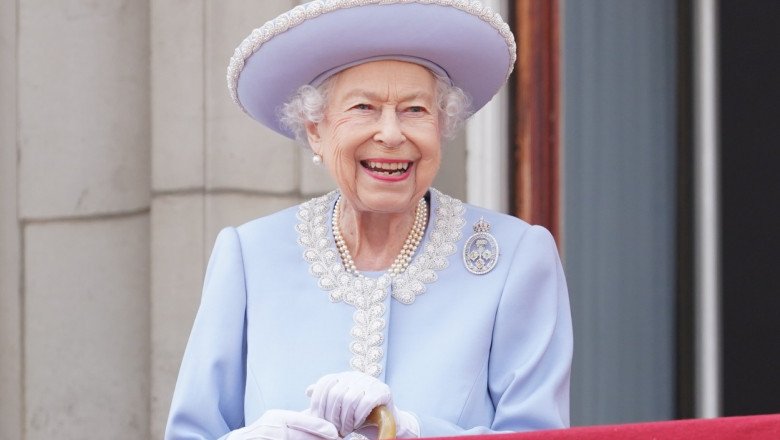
[345, 172, 421, 212]
[352, 188, 420, 215]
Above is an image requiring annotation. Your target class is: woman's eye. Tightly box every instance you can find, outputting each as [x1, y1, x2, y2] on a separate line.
[351, 103, 372, 111]
[407, 106, 427, 113]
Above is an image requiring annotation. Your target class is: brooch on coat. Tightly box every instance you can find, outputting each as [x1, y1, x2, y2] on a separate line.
[463, 217, 499, 275]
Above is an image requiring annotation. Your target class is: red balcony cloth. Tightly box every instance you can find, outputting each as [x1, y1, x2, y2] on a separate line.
[423, 414, 780, 440]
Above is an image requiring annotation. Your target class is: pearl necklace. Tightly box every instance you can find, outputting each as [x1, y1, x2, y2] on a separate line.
[332, 196, 428, 277]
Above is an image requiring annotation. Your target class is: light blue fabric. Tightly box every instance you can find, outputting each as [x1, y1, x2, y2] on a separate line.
[165, 191, 572, 439]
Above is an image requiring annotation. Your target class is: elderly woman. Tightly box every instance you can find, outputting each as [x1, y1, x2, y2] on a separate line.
[165, 1, 572, 439]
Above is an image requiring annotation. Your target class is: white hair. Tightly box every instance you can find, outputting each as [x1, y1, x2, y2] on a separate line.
[279, 70, 472, 148]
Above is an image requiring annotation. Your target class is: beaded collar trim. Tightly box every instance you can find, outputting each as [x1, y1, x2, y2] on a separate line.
[226, 0, 517, 113]
[295, 188, 466, 376]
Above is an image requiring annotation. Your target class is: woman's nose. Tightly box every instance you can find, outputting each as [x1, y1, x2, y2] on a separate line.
[373, 108, 406, 148]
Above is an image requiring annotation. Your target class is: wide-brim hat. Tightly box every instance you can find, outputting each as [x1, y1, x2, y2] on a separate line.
[227, 0, 516, 139]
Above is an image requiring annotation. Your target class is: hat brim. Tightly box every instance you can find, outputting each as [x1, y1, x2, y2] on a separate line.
[231, 2, 515, 139]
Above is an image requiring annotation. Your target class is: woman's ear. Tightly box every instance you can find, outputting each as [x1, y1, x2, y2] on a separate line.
[305, 121, 322, 154]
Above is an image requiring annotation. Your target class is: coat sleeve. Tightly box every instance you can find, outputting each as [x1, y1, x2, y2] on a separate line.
[165, 227, 248, 440]
[416, 225, 573, 436]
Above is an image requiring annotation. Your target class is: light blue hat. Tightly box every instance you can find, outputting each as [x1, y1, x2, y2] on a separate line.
[227, 0, 516, 139]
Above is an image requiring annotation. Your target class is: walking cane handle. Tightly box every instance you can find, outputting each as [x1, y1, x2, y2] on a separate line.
[365, 405, 396, 439]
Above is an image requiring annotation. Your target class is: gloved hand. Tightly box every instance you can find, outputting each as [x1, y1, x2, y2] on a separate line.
[226, 409, 339, 440]
[306, 371, 420, 438]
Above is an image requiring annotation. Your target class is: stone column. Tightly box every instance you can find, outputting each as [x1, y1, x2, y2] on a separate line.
[149, 0, 207, 436]
[16, 0, 151, 438]
[0, 0, 22, 437]
[201, 0, 312, 246]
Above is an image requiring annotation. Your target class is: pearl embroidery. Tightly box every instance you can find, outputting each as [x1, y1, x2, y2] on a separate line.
[226, 0, 516, 111]
[296, 189, 465, 376]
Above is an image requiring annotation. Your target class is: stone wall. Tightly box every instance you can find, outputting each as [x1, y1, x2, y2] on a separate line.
[1, 0, 21, 436]
[0, 1, 468, 438]
[3, 0, 152, 437]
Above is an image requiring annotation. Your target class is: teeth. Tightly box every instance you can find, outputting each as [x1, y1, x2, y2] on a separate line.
[366, 161, 409, 171]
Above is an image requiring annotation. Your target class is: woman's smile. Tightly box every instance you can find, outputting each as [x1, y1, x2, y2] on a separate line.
[360, 159, 414, 181]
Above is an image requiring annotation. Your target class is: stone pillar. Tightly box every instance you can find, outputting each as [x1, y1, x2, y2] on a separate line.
[149, 0, 207, 436]
[0, 0, 22, 437]
[16, 0, 151, 438]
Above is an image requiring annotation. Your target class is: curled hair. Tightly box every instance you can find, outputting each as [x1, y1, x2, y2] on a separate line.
[434, 74, 472, 140]
[279, 70, 472, 148]
[279, 84, 329, 146]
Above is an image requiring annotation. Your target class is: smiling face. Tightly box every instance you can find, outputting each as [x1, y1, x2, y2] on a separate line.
[306, 60, 441, 215]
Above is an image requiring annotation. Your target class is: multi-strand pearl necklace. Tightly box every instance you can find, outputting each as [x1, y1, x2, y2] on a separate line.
[332, 196, 428, 277]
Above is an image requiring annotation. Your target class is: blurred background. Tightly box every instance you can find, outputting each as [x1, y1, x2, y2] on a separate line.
[1, 0, 778, 438]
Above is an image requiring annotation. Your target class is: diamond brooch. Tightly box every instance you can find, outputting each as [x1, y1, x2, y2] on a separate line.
[463, 217, 499, 275]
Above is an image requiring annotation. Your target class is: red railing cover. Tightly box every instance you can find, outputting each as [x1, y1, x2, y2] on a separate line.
[422, 414, 780, 440]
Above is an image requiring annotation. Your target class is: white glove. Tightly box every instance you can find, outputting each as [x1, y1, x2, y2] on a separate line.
[227, 409, 339, 440]
[306, 371, 420, 438]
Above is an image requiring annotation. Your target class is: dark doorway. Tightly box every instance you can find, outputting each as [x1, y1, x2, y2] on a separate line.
[719, 0, 780, 416]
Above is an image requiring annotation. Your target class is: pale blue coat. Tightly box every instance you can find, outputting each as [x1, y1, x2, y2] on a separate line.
[165, 190, 572, 439]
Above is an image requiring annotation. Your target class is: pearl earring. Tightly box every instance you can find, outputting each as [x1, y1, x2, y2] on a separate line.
[312, 154, 323, 165]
